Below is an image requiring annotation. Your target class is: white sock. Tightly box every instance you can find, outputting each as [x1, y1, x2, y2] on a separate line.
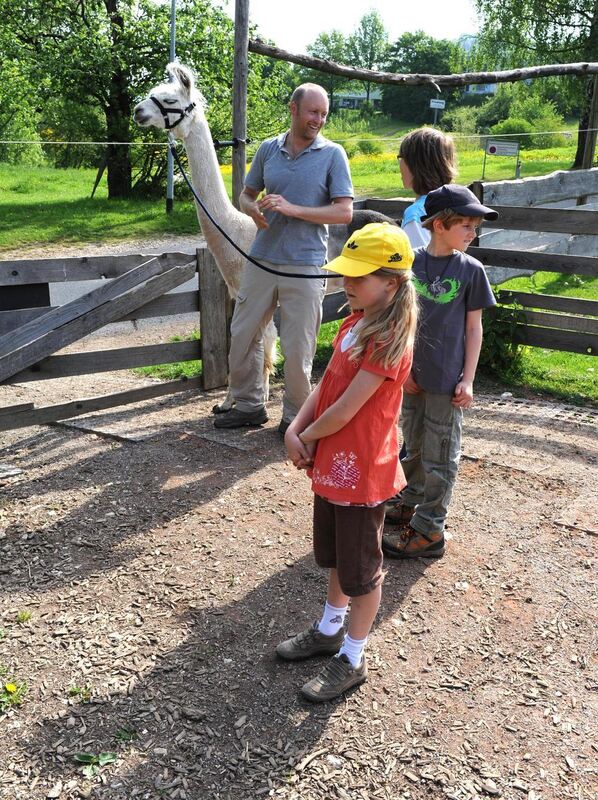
[316, 602, 348, 637]
[339, 633, 367, 668]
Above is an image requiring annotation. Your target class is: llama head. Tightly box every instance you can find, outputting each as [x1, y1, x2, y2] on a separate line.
[133, 62, 206, 138]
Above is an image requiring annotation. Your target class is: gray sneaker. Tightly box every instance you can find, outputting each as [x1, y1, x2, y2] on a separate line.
[301, 653, 367, 702]
[276, 622, 344, 661]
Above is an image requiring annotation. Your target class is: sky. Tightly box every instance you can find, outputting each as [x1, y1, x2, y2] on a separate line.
[222, 0, 480, 53]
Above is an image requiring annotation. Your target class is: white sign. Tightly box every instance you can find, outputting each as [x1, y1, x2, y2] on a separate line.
[485, 139, 520, 156]
[429, 98, 446, 110]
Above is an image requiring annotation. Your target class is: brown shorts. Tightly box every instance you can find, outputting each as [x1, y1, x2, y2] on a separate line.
[313, 494, 386, 597]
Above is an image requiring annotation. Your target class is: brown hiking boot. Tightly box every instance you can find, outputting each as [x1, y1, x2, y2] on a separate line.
[276, 622, 344, 661]
[382, 526, 444, 559]
[301, 654, 367, 702]
[384, 501, 415, 526]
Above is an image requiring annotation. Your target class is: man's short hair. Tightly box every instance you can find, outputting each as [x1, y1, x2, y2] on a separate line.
[290, 83, 328, 109]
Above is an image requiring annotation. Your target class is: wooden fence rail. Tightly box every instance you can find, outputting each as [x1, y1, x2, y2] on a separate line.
[1, 169, 597, 431]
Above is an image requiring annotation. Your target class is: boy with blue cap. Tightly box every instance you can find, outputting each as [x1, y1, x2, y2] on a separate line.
[383, 185, 498, 558]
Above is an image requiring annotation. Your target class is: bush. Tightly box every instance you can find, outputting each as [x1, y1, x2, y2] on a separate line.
[477, 87, 516, 130]
[327, 109, 369, 134]
[478, 304, 523, 378]
[490, 117, 535, 148]
[510, 96, 567, 148]
[356, 134, 383, 156]
[333, 139, 359, 159]
[440, 106, 480, 150]
[528, 118, 568, 149]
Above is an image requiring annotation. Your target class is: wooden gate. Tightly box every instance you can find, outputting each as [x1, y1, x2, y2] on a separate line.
[0, 247, 231, 431]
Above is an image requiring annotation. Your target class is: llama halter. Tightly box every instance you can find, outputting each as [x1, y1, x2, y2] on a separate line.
[149, 95, 197, 130]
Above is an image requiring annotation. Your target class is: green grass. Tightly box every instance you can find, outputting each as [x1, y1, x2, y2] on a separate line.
[0, 138, 578, 250]
[349, 146, 576, 198]
[486, 270, 598, 405]
[0, 163, 199, 250]
[134, 331, 202, 380]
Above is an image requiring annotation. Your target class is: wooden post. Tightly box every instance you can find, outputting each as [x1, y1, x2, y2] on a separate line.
[232, 0, 249, 210]
[469, 180, 484, 247]
[197, 248, 232, 390]
[578, 75, 598, 204]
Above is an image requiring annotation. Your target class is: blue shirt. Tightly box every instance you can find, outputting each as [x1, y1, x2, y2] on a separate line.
[401, 195, 430, 248]
[245, 132, 353, 266]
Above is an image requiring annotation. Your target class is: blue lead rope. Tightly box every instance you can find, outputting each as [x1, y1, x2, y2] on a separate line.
[168, 138, 331, 280]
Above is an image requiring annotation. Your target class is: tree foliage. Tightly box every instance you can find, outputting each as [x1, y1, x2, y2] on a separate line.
[382, 32, 461, 123]
[474, 0, 598, 165]
[0, 0, 294, 196]
[303, 31, 354, 107]
[346, 11, 388, 103]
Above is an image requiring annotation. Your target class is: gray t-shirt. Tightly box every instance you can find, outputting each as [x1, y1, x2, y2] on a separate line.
[245, 132, 353, 266]
[411, 247, 496, 394]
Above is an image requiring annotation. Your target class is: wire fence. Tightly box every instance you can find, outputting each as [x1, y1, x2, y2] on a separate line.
[0, 127, 596, 147]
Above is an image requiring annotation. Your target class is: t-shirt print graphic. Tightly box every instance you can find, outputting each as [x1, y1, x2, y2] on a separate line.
[313, 451, 361, 490]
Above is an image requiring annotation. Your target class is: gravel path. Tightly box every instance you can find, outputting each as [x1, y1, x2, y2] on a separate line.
[0, 234, 206, 261]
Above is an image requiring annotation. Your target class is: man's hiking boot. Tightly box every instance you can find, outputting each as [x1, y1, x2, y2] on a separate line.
[382, 526, 445, 559]
[276, 622, 344, 661]
[213, 407, 268, 429]
[301, 654, 367, 702]
[384, 501, 415, 526]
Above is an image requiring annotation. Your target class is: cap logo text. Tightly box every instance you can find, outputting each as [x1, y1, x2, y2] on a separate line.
[388, 253, 403, 263]
[347, 241, 358, 250]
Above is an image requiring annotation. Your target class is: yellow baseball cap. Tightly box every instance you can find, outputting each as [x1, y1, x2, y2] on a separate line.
[325, 222, 414, 277]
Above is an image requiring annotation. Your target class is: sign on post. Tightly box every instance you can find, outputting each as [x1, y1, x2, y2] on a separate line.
[482, 138, 522, 180]
[485, 139, 520, 156]
[429, 97, 446, 124]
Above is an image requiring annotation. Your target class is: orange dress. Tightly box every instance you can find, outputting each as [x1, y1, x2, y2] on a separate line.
[309, 312, 412, 505]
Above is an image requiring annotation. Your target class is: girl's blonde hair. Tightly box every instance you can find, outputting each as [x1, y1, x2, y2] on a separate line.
[350, 269, 418, 370]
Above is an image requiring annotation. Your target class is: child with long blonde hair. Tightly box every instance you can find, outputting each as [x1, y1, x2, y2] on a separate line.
[280, 222, 417, 702]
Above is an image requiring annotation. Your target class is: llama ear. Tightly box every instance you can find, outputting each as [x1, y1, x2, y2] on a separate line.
[166, 62, 194, 97]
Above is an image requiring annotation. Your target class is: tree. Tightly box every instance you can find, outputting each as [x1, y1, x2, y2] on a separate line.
[346, 11, 388, 103]
[303, 31, 352, 108]
[0, 59, 44, 165]
[0, 0, 292, 198]
[474, 0, 598, 166]
[382, 32, 461, 123]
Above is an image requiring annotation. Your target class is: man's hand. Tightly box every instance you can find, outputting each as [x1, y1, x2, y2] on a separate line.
[258, 193, 294, 218]
[404, 373, 422, 395]
[239, 188, 269, 229]
[452, 380, 474, 408]
[245, 198, 269, 230]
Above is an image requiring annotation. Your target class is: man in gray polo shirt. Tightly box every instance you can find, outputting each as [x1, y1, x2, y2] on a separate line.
[214, 83, 353, 433]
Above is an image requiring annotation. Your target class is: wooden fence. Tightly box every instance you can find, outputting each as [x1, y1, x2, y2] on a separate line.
[0, 248, 232, 431]
[362, 168, 598, 357]
[1, 168, 596, 432]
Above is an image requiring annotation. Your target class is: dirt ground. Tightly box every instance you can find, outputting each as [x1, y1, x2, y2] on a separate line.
[0, 342, 596, 800]
[1, 237, 597, 800]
